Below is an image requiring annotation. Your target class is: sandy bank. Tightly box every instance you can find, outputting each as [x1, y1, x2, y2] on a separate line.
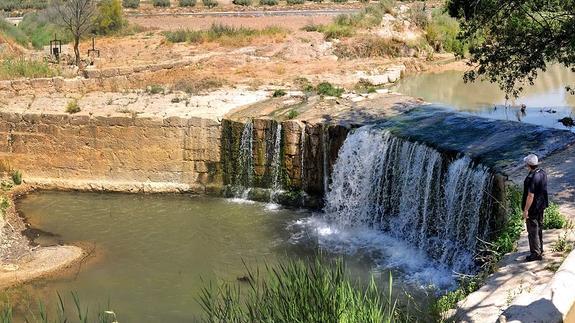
[0, 245, 84, 289]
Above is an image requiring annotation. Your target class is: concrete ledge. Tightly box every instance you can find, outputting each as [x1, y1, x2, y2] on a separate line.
[499, 248, 575, 323]
[24, 178, 208, 194]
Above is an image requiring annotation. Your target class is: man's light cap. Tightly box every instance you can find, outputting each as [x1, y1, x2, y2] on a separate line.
[524, 154, 539, 166]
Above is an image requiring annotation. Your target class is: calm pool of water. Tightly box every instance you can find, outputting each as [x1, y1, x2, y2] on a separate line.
[16, 192, 434, 322]
[392, 65, 575, 131]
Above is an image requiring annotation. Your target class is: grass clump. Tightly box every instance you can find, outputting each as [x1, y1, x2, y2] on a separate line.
[0, 57, 59, 80]
[152, 0, 171, 7]
[164, 24, 285, 46]
[272, 89, 287, 97]
[173, 76, 224, 94]
[122, 0, 140, 8]
[199, 258, 402, 323]
[286, 109, 299, 119]
[334, 36, 415, 58]
[543, 203, 567, 229]
[10, 170, 21, 186]
[286, 0, 305, 4]
[332, 0, 348, 3]
[202, 0, 218, 7]
[65, 100, 81, 114]
[316, 82, 344, 97]
[146, 84, 165, 95]
[380, 0, 396, 15]
[552, 232, 573, 253]
[179, 0, 197, 6]
[260, 0, 278, 5]
[233, 0, 252, 6]
[18, 11, 72, 49]
[0, 19, 28, 47]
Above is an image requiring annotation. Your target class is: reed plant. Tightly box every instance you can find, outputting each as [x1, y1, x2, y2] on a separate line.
[198, 258, 403, 322]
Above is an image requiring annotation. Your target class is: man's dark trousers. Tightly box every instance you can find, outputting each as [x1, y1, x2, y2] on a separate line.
[526, 210, 544, 256]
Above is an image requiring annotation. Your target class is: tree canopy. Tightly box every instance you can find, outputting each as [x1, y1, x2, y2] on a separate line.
[447, 0, 575, 98]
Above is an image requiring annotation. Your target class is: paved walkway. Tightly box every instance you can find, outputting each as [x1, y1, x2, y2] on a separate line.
[454, 144, 575, 322]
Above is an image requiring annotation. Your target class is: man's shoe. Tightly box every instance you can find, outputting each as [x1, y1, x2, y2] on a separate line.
[525, 254, 543, 262]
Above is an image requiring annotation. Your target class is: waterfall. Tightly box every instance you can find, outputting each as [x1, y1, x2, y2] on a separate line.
[322, 124, 329, 194]
[269, 123, 283, 202]
[233, 121, 254, 198]
[300, 123, 306, 191]
[324, 126, 493, 274]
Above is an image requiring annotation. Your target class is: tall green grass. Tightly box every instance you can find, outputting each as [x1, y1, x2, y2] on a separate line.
[0, 19, 28, 47]
[164, 24, 285, 46]
[199, 258, 404, 323]
[0, 57, 59, 80]
[17, 12, 72, 50]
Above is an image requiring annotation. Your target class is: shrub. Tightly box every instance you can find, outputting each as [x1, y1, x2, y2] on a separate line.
[199, 259, 400, 322]
[0, 57, 59, 80]
[316, 82, 344, 97]
[286, 109, 299, 119]
[65, 100, 81, 114]
[164, 24, 285, 46]
[0, 19, 28, 47]
[302, 24, 322, 32]
[152, 0, 171, 7]
[94, 0, 126, 35]
[233, 0, 252, 6]
[17, 11, 72, 50]
[410, 3, 429, 28]
[146, 84, 165, 94]
[122, 0, 140, 8]
[0, 0, 48, 11]
[543, 203, 566, 229]
[0, 196, 10, 218]
[202, 0, 218, 7]
[272, 89, 287, 97]
[322, 24, 354, 40]
[332, 0, 348, 3]
[179, 0, 196, 6]
[287, 0, 305, 4]
[425, 11, 464, 55]
[11, 170, 22, 185]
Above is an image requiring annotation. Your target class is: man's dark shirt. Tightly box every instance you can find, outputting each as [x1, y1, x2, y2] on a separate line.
[522, 168, 549, 215]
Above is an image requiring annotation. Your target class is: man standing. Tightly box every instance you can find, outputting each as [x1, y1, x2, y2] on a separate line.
[522, 154, 549, 262]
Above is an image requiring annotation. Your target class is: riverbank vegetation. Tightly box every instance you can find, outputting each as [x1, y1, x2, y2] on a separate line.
[432, 186, 569, 320]
[199, 258, 407, 322]
[0, 57, 59, 80]
[163, 24, 286, 46]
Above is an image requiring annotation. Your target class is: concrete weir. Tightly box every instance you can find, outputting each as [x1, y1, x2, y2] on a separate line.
[1, 107, 575, 320]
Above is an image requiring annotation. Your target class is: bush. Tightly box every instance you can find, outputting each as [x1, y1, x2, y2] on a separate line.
[286, 0, 305, 4]
[410, 3, 429, 28]
[17, 11, 72, 50]
[11, 170, 22, 185]
[332, 0, 348, 3]
[286, 109, 299, 119]
[152, 0, 171, 7]
[425, 11, 464, 55]
[202, 0, 218, 7]
[260, 0, 278, 5]
[146, 84, 165, 94]
[179, 0, 196, 6]
[122, 0, 140, 8]
[199, 259, 400, 322]
[543, 203, 566, 229]
[0, 57, 59, 80]
[94, 0, 126, 35]
[233, 0, 252, 5]
[0, 0, 48, 11]
[321, 24, 354, 40]
[65, 100, 81, 114]
[316, 82, 344, 97]
[272, 89, 287, 97]
[164, 24, 285, 46]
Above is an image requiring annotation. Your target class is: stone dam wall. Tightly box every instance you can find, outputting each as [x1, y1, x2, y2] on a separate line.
[0, 112, 222, 193]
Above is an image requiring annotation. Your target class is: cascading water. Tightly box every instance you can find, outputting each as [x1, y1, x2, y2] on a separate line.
[233, 121, 254, 198]
[321, 125, 329, 194]
[269, 123, 283, 203]
[323, 126, 494, 276]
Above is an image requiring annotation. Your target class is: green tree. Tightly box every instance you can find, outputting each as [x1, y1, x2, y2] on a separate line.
[448, 0, 575, 97]
[94, 0, 126, 34]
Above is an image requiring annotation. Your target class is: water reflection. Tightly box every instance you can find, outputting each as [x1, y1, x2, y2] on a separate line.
[392, 65, 575, 131]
